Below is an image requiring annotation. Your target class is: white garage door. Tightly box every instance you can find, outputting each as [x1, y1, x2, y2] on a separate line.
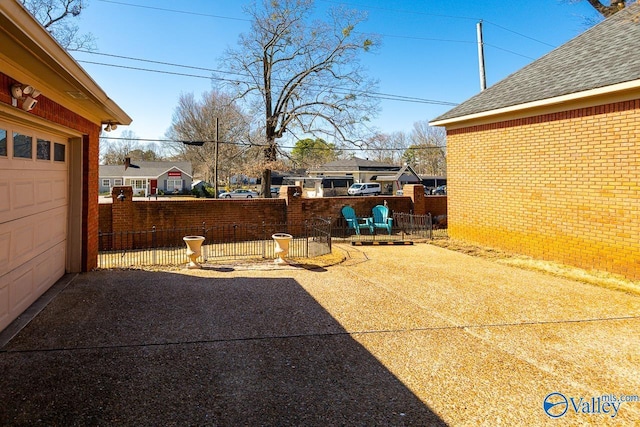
[0, 120, 68, 332]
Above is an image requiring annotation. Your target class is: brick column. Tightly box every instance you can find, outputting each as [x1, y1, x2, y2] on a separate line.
[283, 185, 304, 235]
[111, 186, 134, 249]
[403, 184, 426, 215]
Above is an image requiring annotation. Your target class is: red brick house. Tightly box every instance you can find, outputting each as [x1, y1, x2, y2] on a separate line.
[430, 5, 640, 280]
[0, 0, 131, 331]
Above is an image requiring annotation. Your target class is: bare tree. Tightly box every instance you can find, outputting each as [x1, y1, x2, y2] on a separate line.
[100, 130, 140, 165]
[583, 0, 628, 17]
[363, 133, 399, 164]
[19, 0, 96, 50]
[402, 121, 447, 176]
[221, 0, 379, 197]
[166, 90, 252, 191]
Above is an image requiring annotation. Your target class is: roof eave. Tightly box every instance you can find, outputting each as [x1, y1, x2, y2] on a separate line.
[0, 0, 131, 126]
[430, 79, 640, 128]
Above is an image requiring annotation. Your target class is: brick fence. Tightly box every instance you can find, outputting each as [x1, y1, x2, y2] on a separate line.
[101, 184, 447, 235]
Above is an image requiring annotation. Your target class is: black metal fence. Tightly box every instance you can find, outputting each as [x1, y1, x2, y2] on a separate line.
[393, 212, 448, 239]
[97, 218, 332, 269]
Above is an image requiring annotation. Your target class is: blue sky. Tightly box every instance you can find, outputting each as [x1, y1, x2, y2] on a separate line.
[71, 0, 602, 148]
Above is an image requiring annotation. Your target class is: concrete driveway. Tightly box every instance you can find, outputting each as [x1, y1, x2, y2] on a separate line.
[1, 243, 639, 426]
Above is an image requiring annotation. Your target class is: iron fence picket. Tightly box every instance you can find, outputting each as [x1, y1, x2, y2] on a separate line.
[97, 219, 332, 269]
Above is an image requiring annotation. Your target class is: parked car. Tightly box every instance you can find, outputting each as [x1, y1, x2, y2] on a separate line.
[432, 185, 447, 195]
[219, 189, 258, 198]
[270, 187, 280, 196]
[347, 182, 381, 196]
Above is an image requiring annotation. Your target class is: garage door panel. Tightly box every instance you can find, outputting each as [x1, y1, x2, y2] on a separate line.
[0, 232, 8, 276]
[48, 208, 67, 242]
[0, 281, 8, 330]
[9, 268, 33, 317]
[0, 205, 66, 275]
[36, 180, 53, 204]
[0, 171, 67, 225]
[34, 242, 65, 294]
[35, 207, 66, 246]
[13, 224, 35, 261]
[0, 180, 8, 213]
[0, 241, 65, 332]
[13, 179, 35, 210]
[52, 178, 66, 201]
[35, 219, 51, 248]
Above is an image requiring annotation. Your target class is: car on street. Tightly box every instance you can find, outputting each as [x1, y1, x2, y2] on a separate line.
[347, 182, 381, 196]
[432, 185, 447, 195]
[219, 189, 258, 198]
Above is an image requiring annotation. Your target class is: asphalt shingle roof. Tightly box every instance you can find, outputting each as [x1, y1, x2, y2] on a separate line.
[432, 4, 640, 122]
[313, 157, 399, 171]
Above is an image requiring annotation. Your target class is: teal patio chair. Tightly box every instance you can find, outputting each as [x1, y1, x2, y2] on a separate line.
[341, 205, 370, 235]
[371, 205, 393, 234]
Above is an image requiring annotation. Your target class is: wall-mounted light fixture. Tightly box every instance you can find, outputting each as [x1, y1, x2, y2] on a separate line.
[10, 83, 41, 112]
[117, 189, 126, 201]
[103, 122, 118, 132]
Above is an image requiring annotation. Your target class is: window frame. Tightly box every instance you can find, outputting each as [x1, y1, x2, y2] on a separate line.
[13, 131, 33, 159]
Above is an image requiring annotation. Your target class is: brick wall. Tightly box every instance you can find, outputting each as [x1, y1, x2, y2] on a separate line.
[102, 185, 446, 238]
[446, 99, 640, 280]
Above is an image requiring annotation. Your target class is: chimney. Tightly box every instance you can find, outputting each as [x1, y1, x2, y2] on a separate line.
[124, 157, 130, 170]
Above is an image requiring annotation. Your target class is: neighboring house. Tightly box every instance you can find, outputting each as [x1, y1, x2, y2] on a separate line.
[99, 160, 193, 196]
[430, 5, 640, 280]
[0, 0, 131, 332]
[371, 164, 423, 195]
[306, 157, 414, 195]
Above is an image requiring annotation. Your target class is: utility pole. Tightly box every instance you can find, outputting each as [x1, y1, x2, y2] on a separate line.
[477, 21, 487, 91]
[214, 117, 219, 198]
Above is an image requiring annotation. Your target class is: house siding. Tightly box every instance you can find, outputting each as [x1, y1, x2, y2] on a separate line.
[446, 99, 640, 279]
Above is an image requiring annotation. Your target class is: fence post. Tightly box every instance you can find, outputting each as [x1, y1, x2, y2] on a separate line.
[201, 221, 207, 261]
[262, 221, 266, 258]
[304, 220, 308, 258]
[152, 226, 157, 264]
[233, 224, 237, 259]
[98, 230, 102, 268]
[327, 217, 332, 253]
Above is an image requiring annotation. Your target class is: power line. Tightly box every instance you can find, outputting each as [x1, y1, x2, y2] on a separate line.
[96, 0, 553, 59]
[100, 136, 446, 151]
[77, 57, 458, 106]
[318, 0, 556, 48]
[97, 0, 250, 22]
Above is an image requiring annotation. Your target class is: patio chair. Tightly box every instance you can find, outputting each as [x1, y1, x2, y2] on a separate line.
[341, 205, 370, 235]
[371, 205, 393, 235]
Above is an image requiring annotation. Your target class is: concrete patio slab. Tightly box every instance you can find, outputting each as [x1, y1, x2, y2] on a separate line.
[1, 243, 638, 425]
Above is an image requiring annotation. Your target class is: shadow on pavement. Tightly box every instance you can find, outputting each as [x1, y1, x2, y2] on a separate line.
[0, 270, 445, 426]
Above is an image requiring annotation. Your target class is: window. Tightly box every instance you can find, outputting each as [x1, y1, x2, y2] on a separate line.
[13, 132, 32, 159]
[102, 179, 110, 187]
[0, 129, 6, 157]
[167, 179, 182, 192]
[114, 179, 122, 186]
[37, 138, 51, 160]
[129, 179, 145, 189]
[54, 142, 65, 162]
